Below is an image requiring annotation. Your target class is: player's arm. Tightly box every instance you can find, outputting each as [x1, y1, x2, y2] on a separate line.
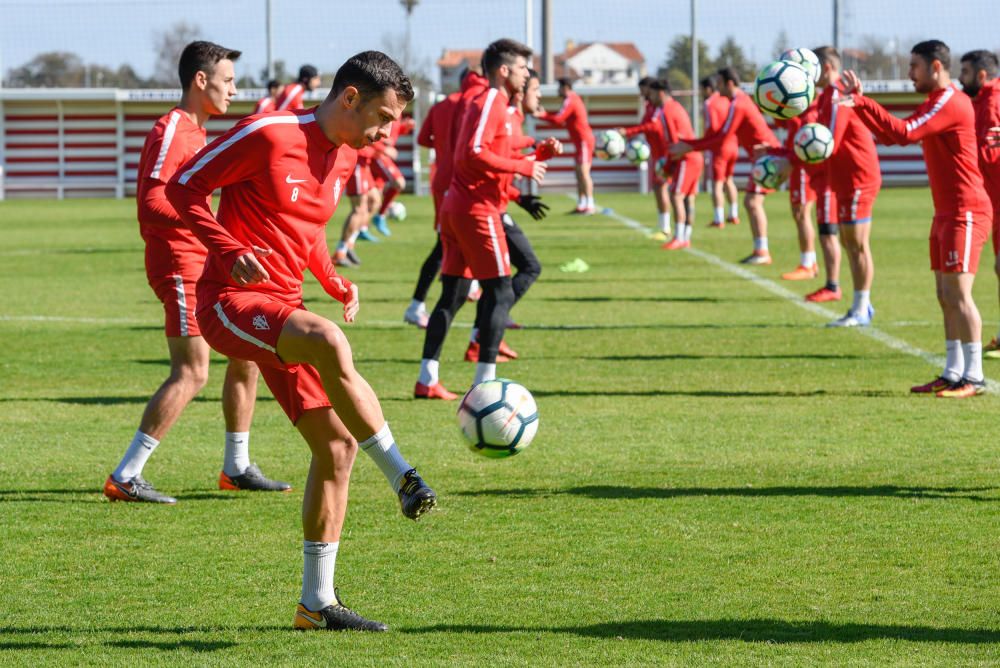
[462, 102, 543, 181]
[679, 103, 739, 154]
[137, 127, 192, 227]
[620, 119, 659, 138]
[416, 105, 436, 148]
[841, 70, 946, 145]
[307, 230, 358, 321]
[537, 95, 573, 125]
[511, 135, 536, 151]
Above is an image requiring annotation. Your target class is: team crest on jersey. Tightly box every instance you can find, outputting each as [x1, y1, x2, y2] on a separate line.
[333, 178, 342, 205]
[252, 314, 270, 331]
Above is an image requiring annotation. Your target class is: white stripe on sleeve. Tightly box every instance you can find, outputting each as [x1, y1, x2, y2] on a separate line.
[150, 111, 181, 180]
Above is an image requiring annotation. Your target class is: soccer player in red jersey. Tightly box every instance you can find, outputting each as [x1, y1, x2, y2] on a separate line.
[670, 67, 781, 265]
[253, 79, 280, 114]
[813, 47, 882, 326]
[620, 78, 672, 242]
[842, 40, 993, 397]
[166, 51, 435, 631]
[701, 75, 741, 228]
[275, 64, 321, 112]
[536, 77, 596, 214]
[775, 109, 820, 281]
[333, 144, 380, 266]
[416, 38, 547, 399]
[958, 50, 1000, 357]
[102, 41, 289, 505]
[370, 116, 415, 236]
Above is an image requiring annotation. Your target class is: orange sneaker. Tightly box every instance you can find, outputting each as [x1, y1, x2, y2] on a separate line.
[708, 221, 725, 229]
[464, 341, 512, 363]
[910, 376, 953, 394]
[661, 238, 686, 250]
[936, 378, 986, 398]
[102, 474, 177, 504]
[218, 464, 291, 492]
[727, 217, 740, 225]
[805, 286, 842, 303]
[498, 338, 519, 360]
[414, 381, 458, 400]
[985, 337, 1000, 359]
[781, 264, 819, 281]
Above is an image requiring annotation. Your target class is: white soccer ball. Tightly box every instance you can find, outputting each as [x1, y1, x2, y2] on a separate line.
[780, 47, 821, 84]
[751, 154, 791, 190]
[594, 129, 626, 160]
[793, 123, 834, 164]
[624, 138, 651, 165]
[387, 201, 407, 221]
[754, 60, 816, 120]
[457, 378, 539, 458]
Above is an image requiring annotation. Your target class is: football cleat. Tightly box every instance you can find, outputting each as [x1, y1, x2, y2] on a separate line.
[414, 381, 458, 400]
[356, 228, 380, 243]
[103, 475, 177, 504]
[332, 250, 357, 268]
[936, 378, 986, 399]
[505, 319, 522, 330]
[661, 239, 689, 250]
[219, 463, 292, 492]
[403, 304, 429, 329]
[498, 338, 519, 360]
[708, 221, 725, 229]
[910, 376, 954, 394]
[826, 304, 874, 328]
[345, 249, 362, 266]
[739, 251, 772, 265]
[984, 337, 1000, 359]
[372, 214, 392, 237]
[727, 217, 741, 225]
[781, 264, 818, 281]
[397, 468, 437, 520]
[805, 286, 842, 303]
[463, 341, 512, 363]
[649, 230, 669, 241]
[294, 590, 388, 632]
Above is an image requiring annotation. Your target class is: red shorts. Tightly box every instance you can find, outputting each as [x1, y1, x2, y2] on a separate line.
[669, 156, 702, 197]
[371, 156, 404, 189]
[143, 229, 207, 337]
[789, 167, 817, 207]
[929, 213, 990, 274]
[816, 187, 838, 225]
[347, 163, 374, 197]
[837, 186, 878, 225]
[573, 137, 593, 166]
[439, 205, 510, 280]
[710, 151, 738, 182]
[745, 176, 773, 195]
[196, 288, 330, 423]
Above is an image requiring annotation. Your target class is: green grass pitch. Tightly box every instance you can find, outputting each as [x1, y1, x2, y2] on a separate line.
[2, 189, 1000, 666]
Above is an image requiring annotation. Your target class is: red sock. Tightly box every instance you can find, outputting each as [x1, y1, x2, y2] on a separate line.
[379, 187, 401, 215]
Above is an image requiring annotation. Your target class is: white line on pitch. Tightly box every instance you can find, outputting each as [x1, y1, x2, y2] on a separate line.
[597, 203, 1000, 393]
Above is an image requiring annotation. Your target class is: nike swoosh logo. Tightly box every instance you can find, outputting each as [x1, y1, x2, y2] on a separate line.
[286, 174, 307, 184]
[297, 610, 326, 628]
[765, 91, 791, 109]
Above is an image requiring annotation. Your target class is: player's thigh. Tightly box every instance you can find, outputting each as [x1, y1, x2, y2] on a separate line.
[276, 310, 349, 367]
[504, 220, 539, 273]
[840, 221, 870, 249]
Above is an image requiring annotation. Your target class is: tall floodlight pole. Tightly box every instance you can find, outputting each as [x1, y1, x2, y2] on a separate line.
[833, 0, 840, 49]
[542, 0, 553, 83]
[401, 0, 419, 73]
[525, 0, 533, 51]
[266, 0, 274, 79]
[691, 0, 699, 135]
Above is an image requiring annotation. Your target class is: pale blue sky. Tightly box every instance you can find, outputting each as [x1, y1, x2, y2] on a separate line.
[1, 0, 997, 86]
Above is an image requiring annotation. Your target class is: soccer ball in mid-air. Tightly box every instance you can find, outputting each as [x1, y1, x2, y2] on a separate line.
[754, 60, 815, 119]
[457, 378, 539, 458]
[654, 156, 670, 181]
[751, 154, 791, 190]
[594, 129, 626, 160]
[624, 138, 651, 165]
[386, 201, 407, 221]
[793, 123, 835, 164]
[780, 47, 821, 83]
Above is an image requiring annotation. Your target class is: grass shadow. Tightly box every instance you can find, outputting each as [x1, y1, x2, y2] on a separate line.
[532, 389, 829, 398]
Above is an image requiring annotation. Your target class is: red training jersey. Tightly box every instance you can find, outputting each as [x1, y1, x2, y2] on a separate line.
[972, 78, 1000, 215]
[165, 108, 357, 306]
[815, 82, 881, 193]
[687, 90, 778, 155]
[275, 83, 306, 112]
[136, 107, 209, 237]
[446, 86, 535, 215]
[703, 92, 738, 158]
[254, 96, 275, 114]
[417, 93, 461, 196]
[852, 83, 991, 219]
[538, 90, 594, 145]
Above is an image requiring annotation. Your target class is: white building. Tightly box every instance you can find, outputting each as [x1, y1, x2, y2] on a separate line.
[556, 41, 646, 86]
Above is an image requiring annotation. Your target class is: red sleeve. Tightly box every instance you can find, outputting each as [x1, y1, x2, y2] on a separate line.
[461, 94, 534, 177]
[853, 93, 954, 145]
[622, 119, 659, 138]
[539, 95, 574, 126]
[307, 229, 353, 303]
[506, 182, 522, 201]
[164, 119, 269, 271]
[416, 105, 436, 148]
[687, 102, 740, 152]
[138, 182, 184, 227]
[534, 141, 556, 161]
[981, 95, 1000, 167]
[511, 135, 535, 150]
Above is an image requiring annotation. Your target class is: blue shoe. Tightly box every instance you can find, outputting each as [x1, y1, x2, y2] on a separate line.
[372, 214, 391, 237]
[827, 304, 874, 328]
[357, 228, 380, 243]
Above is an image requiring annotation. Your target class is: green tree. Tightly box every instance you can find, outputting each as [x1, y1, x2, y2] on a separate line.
[716, 36, 756, 82]
[7, 51, 85, 87]
[662, 35, 714, 91]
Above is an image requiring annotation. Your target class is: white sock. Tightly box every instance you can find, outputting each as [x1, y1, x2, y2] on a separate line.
[963, 341, 984, 382]
[407, 299, 425, 314]
[801, 251, 816, 267]
[468, 279, 480, 297]
[586, 195, 595, 208]
[359, 424, 412, 491]
[223, 431, 250, 477]
[474, 362, 496, 385]
[577, 194, 586, 207]
[944, 339, 964, 382]
[347, 231, 359, 244]
[113, 430, 159, 482]
[658, 212, 671, 234]
[729, 203, 739, 219]
[714, 206, 724, 223]
[469, 326, 479, 344]
[681, 223, 692, 242]
[301, 540, 338, 611]
[852, 290, 871, 315]
[754, 237, 769, 252]
[418, 359, 439, 386]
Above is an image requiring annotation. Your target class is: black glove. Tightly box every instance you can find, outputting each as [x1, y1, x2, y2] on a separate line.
[516, 194, 550, 221]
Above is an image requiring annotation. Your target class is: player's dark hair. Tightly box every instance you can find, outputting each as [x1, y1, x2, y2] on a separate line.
[911, 40, 951, 69]
[638, 76, 655, 89]
[482, 38, 533, 76]
[331, 50, 414, 103]
[814, 46, 841, 70]
[178, 41, 241, 91]
[649, 79, 671, 94]
[266, 79, 279, 91]
[556, 77, 573, 89]
[699, 76, 715, 90]
[527, 68, 540, 81]
[961, 50, 999, 78]
[298, 64, 318, 82]
[717, 66, 740, 85]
